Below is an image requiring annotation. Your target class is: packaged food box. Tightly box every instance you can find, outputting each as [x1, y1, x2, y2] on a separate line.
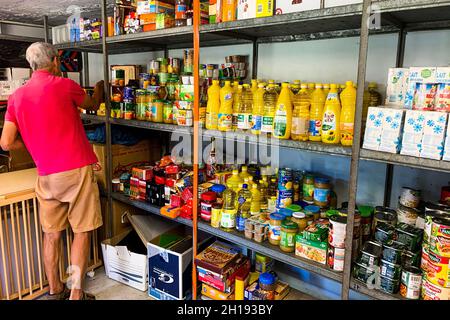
[237, 0, 256, 20]
[201, 283, 235, 300]
[400, 110, 426, 157]
[435, 67, 450, 112]
[405, 67, 437, 110]
[379, 108, 404, 154]
[256, 0, 274, 18]
[385, 68, 410, 106]
[302, 220, 329, 242]
[156, 13, 174, 29]
[275, 0, 320, 15]
[195, 241, 241, 274]
[274, 280, 290, 300]
[139, 13, 157, 25]
[363, 107, 384, 151]
[244, 282, 274, 300]
[179, 85, 194, 102]
[420, 112, 448, 160]
[132, 166, 154, 181]
[149, 0, 175, 14]
[443, 120, 450, 161]
[295, 234, 328, 264]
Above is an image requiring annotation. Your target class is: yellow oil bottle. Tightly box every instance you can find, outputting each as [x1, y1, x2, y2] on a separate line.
[206, 79, 221, 130]
[218, 80, 233, 132]
[291, 86, 311, 141]
[237, 84, 253, 131]
[273, 83, 293, 140]
[340, 81, 357, 146]
[321, 83, 341, 144]
[308, 84, 326, 142]
[262, 84, 278, 135]
[251, 83, 265, 135]
[232, 84, 243, 131]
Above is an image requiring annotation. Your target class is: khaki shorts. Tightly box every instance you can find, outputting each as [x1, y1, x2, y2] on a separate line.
[35, 165, 103, 233]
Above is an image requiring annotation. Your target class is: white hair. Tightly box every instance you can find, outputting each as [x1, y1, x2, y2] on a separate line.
[25, 42, 58, 71]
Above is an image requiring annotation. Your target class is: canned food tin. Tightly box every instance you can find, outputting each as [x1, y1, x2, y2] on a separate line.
[402, 250, 420, 269]
[421, 277, 450, 300]
[400, 266, 422, 299]
[211, 204, 222, 228]
[278, 168, 293, 191]
[372, 207, 397, 234]
[424, 201, 450, 214]
[382, 240, 405, 264]
[380, 259, 402, 280]
[329, 215, 347, 248]
[424, 212, 450, 244]
[359, 241, 383, 267]
[422, 247, 450, 288]
[379, 274, 400, 294]
[399, 187, 421, 209]
[353, 262, 376, 284]
[395, 223, 423, 252]
[327, 245, 345, 272]
[374, 222, 396, 244]
[397, 202, 420, 226]
[276, 189, 293, 210]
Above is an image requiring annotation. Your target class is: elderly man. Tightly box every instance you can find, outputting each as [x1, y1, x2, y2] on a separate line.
[1, 42, 104, 300]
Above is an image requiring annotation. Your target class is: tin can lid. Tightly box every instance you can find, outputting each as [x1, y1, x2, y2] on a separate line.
[287, 204, 302, 212]
[314, 177, 330, 184]
[259, 272, 276, 286]
[269, 213, 284, 221]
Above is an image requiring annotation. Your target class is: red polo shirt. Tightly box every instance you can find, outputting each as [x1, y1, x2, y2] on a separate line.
[5, 70, 98, 176]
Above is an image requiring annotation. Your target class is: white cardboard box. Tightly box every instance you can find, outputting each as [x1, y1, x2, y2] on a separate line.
[405, 67, 437, 110]
[362, 107, 384, 151]
[435, 67, 450, 112]
[442, 120, 450, 161]
[275, 0, 321, 15]
[420, 112, 448, 160]
[237, 0, 257, 19]
[378, 108, 404, 154]
[325, 0, 362, 8]
[400, 110, 426, 157]
[385, 68, 409, 107]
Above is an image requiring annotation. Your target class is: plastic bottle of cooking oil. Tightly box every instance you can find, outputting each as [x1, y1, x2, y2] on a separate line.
[363, 82, 382, 123]
[235, 184, 252, 231]
[237, 84, 253, 131]
[221, 183, 237, 231]
[323, 84, 330, 97]
[322, 83, 342, 144]
[291, 88, 311, 141]
[262, 84, 278, 135]
[309, 84, 326, 142]
[228, 169, 244, 192]
[218, 80, 233, 132]
[251, 79, 258, 95]
[239, 165, 252, 181]
[232, 84, 243, 131]
[259, 178, 268, 211]
[307, 83, 315, 95]
[274, 82, 281, 94]
[251, 83, 265, 135]
[273, 83, 293, 140]
[340, 81, 357, 146]
[250, 184, 261, 215]
[291, 80, 301, 95]
[206, 80, 221, 130]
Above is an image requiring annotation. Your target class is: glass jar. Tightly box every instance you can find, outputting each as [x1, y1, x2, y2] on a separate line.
[279, 208, 293, 221]
[151, 100, 164, 123]
[305, 205, 321, 220]
[211, 184, 227, 205]
[146, 91, 158, 121]
[268, 213, 284, 246]
[303, 174, 315, 202]
[314, 177, 331, 208]
[200, 191, 217, 222]
[259, 273, 276, 299]
[135, 89, 147, 121]
[280, 220, 298, 253]
[291, 212, 308, 232]
[163, 101, 173, 124]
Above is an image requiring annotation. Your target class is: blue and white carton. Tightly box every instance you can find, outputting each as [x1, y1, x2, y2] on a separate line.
[404, 67, 437, 110]
[378, 108, 404, 154]
[363, 107, 384, 151]
[400, 110, 426, 157]
[420, 112, 448, 160]
[385, 68, 409, 107]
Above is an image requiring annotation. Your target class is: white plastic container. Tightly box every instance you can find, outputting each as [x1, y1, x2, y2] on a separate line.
[51, 24, 70, 44]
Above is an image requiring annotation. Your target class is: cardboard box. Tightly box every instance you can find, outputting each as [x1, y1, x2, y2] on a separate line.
[139, 13, 157, 25]
[405, 67, 437, 110]
[435, 67, 450, 112]
[420, 112, 448, 160]
[148, 226, 212, 300]
[201, 283, 235, 300]
[237, 0, 256, 20]
[295, 235, 328, 264]
[378, 108, 404, 154]
[325, 0, 362, 7]
[443, 120, 450, 161]
[385, 68, 409, 107]
[256, 0, 274, 17]
[275, 0, 321, 15]
[400, 110, 426, 157]
[156, 13, 174, 29]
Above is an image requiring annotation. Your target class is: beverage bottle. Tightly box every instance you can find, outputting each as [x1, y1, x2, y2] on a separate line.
[250, 183, 261, 215]
[206, 137, 217, 179]
[307, 83, 315, 95]
[227, 169, 244, 192]
[340, 81, 357, 146]
[274, 84, 281, 95]
[309, 84, 326, 142]
[251, 83, 265, 135]
[322, 84, 342, 144]
[237, 84, 253, 131]
[218, 80, 233, 131]
[251, 79, 258, 95]
[235, 184, 252, 231]
[323, 84, 330, 97]
[291, 88, 311, 141]
[206, 80, 221, 130]
[261, 84, 278, 135]
[273, 83, 293, 140]
[259, 178, 268, 211]
[232, 84, 242, 131]
[221, 183, 237, 231]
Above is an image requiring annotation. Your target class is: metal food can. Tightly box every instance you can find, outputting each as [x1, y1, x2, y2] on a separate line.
[382, 240, 405, 264]
[397, 202, 420, 226]
[276, 189, 293, 210]
[211, 204, 222, 228]
[380, 259, 402, 280]
[400, 266, 422, 299]
[424, 212, 450, 244]
[278, 168, 293, 191]
[421, 277, 450, 300]
[374, 222, 396, 244]
[379, 274, 400, 294]
[359, 241, 383, 267]
[327, 245, 345, 272]
[399, 187, 421, 209]
[329, 215, 347, 249]
[372, 207, 397, 234]
[353, 262, 376, 284]
[395, 223, 423, 252]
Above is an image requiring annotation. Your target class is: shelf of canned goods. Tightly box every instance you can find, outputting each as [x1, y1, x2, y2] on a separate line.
[48, 0, 450, 300]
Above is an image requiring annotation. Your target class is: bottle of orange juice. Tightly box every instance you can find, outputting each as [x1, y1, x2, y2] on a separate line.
[340, 81, 357, 146]
[218, 80, 233, 132]
[206, 80, 221, 130]
[273, 83, 293, 140]
[309, 84, 326, 142]
[321, 84, 341, 144]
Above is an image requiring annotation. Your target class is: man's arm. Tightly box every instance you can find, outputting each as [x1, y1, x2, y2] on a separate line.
[79, 80, 105, 111]
[0, 121, 25, 151]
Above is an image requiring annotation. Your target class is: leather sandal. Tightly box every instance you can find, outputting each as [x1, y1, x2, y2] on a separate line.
[46, 287, 71, 300]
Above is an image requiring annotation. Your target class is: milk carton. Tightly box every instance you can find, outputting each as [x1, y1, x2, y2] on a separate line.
[443, 122, 450, 161]
[378, 108, 404, 154]
[385, 68, 409, 107]
[362, 107, 384, 151]
[435, 67, 450, 112]
[405, 67, 437, 110]
[237, 0, 256, 20]
[420, 112, 448, 160]
[400, 110, 426, 157]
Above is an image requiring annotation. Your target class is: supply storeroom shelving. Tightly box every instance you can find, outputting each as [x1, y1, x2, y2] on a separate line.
[49, 0, 450, 300]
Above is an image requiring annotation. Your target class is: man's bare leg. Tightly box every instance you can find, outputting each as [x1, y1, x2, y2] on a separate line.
[43, 231, 64, 294]
[69, 231, 90, 300]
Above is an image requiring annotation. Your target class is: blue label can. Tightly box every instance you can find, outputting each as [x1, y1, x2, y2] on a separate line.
[276, 189, 293, 210]
[278, 168, 293, 191]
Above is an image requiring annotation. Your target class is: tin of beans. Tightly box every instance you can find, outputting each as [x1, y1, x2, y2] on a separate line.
[395, 223, 423, 252]
[400, 266, 422, 300]
[380, 274, 400, 294]
[374, 222, 396, 244]
[382, 240, 406, 264]
[380, 259, 402, 280]
[358, 241, 383, 267]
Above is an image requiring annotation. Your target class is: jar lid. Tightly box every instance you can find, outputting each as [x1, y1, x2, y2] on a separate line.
[314, 177, 330, 184]
[269, 213, 284, 221]
[292, 212, 306, 219]
[358, 205, 374, 218]
[259, 272, 276, 286]
[201, 191, 217, 202]
[305, 205, 320, 213]
[279, 208, 293, 218]
[211, 184, 226, 193]
[282, 220, 298, 230]
[287, 204, 301, 212]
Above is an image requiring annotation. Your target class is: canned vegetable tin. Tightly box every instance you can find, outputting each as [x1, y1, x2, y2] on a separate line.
[358, 241, 383, 267]
[400, 266, 422, 299]
[379, 274, 400, 294]
[380, 259, 402, 280]
[353, 262, 376, 284]
[278, 168, 293, 191]
[372, 207, 397, 234]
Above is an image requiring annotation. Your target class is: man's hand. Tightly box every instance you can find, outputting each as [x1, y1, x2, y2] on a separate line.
[80, 80, 105, 111]
[0, 121, 25, 151]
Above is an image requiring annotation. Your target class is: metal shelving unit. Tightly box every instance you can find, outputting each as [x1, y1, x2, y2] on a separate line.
[50, 0, 450, 300]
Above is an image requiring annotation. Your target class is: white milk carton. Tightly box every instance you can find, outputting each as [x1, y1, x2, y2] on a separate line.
[385, 68, 409, 107]
[420, 112, 448, 160]
[443, 121, 450, 161]
[435, 67, 450, 112]
[405, 67, 437, 110]
[400, 110, 426, 157]
[237, 0, 257, 20]
[379, 108, 404, 154]
[362, 107, 384, 151]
